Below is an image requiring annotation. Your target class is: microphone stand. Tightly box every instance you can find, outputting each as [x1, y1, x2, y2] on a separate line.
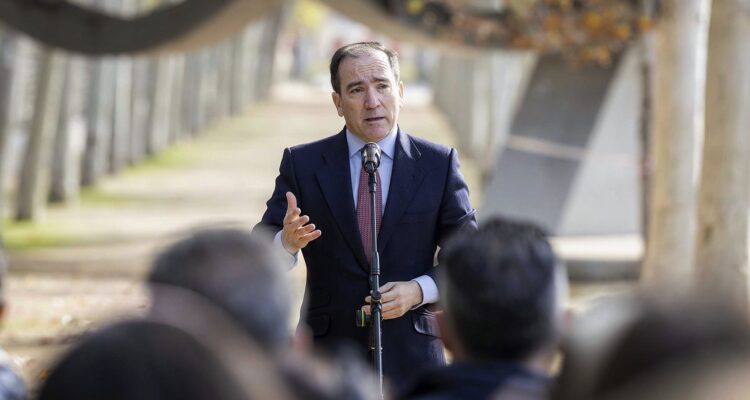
[367, 168, 384, 399]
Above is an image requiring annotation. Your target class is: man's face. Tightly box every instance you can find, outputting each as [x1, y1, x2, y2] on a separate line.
[332, 50, 404, 143]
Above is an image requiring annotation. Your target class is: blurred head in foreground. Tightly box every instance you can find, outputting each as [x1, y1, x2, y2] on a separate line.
[398, 218, 568, 400]
[554, 295, 750, 400]
[148, 228, 292, 353]
[38, 320, 252, 400]
[439, 217, 568, 369]
[147, 228, 387, 400]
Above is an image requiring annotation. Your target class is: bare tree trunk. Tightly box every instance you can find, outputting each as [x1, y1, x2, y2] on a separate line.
[637, 0, 655, 247]
[15, 50, 66, 220]
[81, 56, 116, 186]
[694, 0, 750, 308]
[146, 56, 174, 154]
[229, 33, 247, 115]
[194, 51, 209, 134]
[108, 0, 134, 172]
[201, 49, 219, 128]
[49, 55, 86, 203]
[216, 42, 233, 120]
[641, 0, 710, 291]
[0, 32, 17, 235]
[181, 54, 199, 136]
[243, 25, 262, 105]
[130, 56, 150, 164]
[126, 0, 151, 163]
[256, 9, 283, 100]
[111, 53, 133, 173]
[168, 55, 185, 142]
[1, 36, 33, 219]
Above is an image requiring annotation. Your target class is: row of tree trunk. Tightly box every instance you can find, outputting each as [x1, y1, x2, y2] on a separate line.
[0, 5, 284, 246]
[642, 0, 750, 310]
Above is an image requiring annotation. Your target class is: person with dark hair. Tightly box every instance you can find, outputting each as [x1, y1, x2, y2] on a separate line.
[399, 218, 567, 400]
[255, 41, 476, 389]
[37, 320, 251, 400]
[148, 228, 291, 353]
[0, 252, 26, 400]
[147, 229, 386, 400]
[553, 296, 750, 400]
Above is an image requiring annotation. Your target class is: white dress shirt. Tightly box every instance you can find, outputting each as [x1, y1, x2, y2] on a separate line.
[274, 125, 438, 307]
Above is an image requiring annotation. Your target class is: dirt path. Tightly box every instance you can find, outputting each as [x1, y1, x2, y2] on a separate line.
[3, 82, 479, 389]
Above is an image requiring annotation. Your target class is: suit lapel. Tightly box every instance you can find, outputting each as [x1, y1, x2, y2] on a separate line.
[315, 129, 369, 271]
[378, 130, 425, 254]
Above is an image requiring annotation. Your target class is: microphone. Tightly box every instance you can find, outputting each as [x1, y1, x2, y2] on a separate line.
[361, 143, 381, 174]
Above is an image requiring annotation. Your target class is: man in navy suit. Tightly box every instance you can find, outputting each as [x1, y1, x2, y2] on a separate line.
[255, 42, 476, 389]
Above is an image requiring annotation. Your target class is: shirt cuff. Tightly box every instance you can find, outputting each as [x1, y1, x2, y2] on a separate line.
[411, 275, 438, 308]
[274, 230, 299, 269]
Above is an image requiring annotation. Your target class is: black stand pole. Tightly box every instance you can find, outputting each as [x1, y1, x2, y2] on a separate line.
[367, 170, 384, 398]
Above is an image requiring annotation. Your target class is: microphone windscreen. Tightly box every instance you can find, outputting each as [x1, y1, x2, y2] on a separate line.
[361, 143, 381, 172]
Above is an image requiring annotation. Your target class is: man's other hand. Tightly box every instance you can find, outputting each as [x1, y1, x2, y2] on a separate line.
[282, 192, 322, 254]
[362, 281, 423, 320]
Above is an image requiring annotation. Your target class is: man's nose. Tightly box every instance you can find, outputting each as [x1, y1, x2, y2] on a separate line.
[364, 90, 379, 109]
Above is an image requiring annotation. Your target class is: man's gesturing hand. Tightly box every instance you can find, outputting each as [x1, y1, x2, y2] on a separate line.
[281, 191, 322, 254]
[362, 281, 423, 320]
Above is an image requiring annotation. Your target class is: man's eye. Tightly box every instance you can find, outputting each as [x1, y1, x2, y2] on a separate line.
[350, 87, 362, 94]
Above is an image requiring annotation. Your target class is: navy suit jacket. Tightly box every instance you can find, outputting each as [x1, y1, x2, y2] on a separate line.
[255, 127, 477, 388]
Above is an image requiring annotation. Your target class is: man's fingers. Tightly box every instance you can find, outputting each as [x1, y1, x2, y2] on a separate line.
[363, 297, 408, 320]
[297, 222, 316, 234]
[283, 207, 302, 225]
[379, 282, 397, 293]
[291, 215, 310, 230]
[379, 290, 397, 303]
[285, 192, 297, 213]
[284, 214, 308, 234]
[298, 230, 322, 246]
[304, 229, 322, 241]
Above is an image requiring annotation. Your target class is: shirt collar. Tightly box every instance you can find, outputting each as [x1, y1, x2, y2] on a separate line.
[346, 124, 398, 160]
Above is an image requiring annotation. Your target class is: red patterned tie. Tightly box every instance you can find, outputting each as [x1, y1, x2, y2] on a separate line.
[356, 166, 383, 266]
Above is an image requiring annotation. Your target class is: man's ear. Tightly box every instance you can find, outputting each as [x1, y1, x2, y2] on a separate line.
[332, 92, 343, 117]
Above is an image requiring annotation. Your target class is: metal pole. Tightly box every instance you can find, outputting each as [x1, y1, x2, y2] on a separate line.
[368, 170, 383, 398]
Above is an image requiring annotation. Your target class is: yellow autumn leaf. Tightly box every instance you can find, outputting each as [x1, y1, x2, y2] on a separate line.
[583, 13, 603, 31]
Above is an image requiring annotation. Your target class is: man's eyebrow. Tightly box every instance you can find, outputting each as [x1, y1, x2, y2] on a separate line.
[346, 80, 364, 91]
[345, 76, 391, 91]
